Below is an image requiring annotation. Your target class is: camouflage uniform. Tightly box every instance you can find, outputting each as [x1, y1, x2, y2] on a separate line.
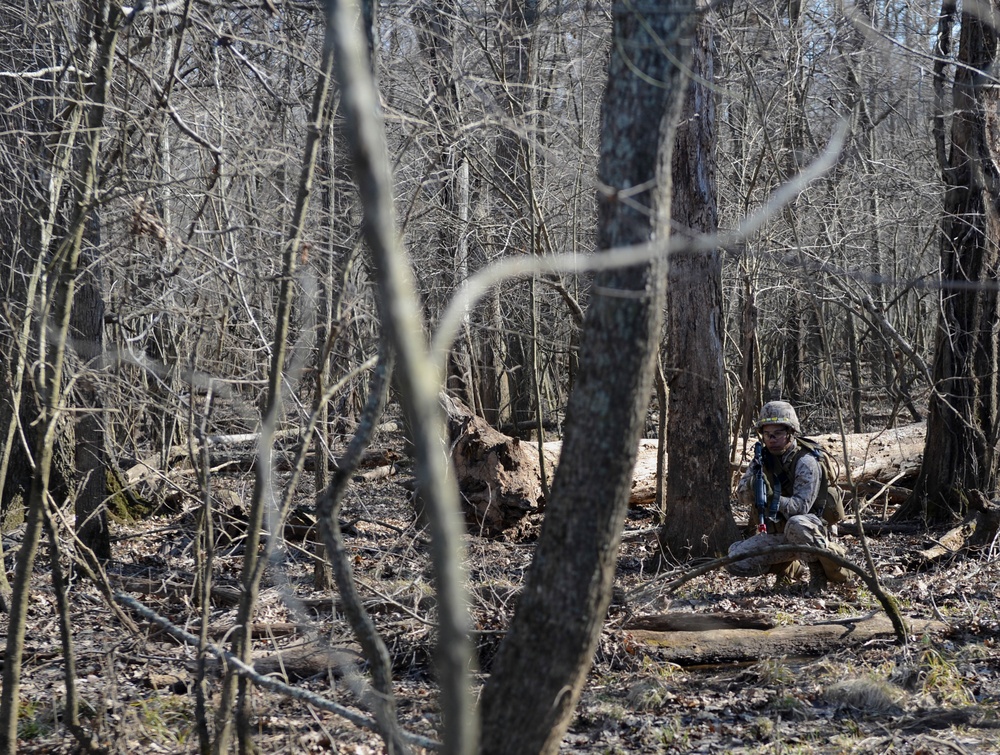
[726, 438, 848, 582]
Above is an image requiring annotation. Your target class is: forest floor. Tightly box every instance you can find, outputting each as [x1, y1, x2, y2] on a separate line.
[4, 430, 1000, 755]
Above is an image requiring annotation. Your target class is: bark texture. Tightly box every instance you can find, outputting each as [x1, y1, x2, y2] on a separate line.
[907, 0, 1000, 521]
[441, 394, 548, 538]
[478, 2, 697, 752]
[660, 13, 739, 559]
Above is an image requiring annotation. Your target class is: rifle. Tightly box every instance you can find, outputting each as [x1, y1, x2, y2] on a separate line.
[753, 441, 768, 533]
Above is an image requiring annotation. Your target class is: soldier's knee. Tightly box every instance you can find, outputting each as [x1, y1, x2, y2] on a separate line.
[784, 514, 826, 546]
[726, 538, 770, 577]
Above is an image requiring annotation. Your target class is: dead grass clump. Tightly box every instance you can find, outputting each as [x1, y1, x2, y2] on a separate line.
[824, 677, 906, 715]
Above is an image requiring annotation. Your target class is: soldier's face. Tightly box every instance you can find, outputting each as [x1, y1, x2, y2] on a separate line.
[760, 424, 791, 455]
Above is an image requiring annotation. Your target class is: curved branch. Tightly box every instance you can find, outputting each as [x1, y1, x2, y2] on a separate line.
[325, 1, 477, 752]
[624, 543, 908, 644]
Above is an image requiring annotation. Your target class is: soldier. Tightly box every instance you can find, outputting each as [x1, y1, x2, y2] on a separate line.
[726, 401, 849, 592]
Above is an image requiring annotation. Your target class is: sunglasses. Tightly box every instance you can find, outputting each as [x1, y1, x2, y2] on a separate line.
[761, 429, 789, 441]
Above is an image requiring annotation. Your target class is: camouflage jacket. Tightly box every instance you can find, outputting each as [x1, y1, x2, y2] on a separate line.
[736, 439, 822, 520]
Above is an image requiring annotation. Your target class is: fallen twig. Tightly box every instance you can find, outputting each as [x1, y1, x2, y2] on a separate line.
[113, 593, 441, 750]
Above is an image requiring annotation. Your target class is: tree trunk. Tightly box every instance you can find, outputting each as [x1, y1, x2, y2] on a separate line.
[478, 2, 697, 752]
[0, 2, 120, 746]
[0, 0, 110, 564]
[659, 11, 739, 560]
[491, 0, 538, 435]
[327, 2, 477, 750]
[904, 0, 1000, 522]
[72, 212, 110, 561]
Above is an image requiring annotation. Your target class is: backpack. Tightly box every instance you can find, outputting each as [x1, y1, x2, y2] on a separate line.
[765, 436, 846, 526]
[795, 436, 846, 526]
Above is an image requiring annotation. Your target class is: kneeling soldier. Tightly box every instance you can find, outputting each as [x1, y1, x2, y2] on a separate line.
[727, 401, 848, 591]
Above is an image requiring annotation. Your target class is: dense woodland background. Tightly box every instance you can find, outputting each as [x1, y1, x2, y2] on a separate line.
[1, 0, 999, 753]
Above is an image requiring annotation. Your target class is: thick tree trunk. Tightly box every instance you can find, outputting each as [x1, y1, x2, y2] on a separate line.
[478, 2, 697, 752]
[0, 1, 48, 536]
[0, 0, 108, 562]
[660, 13, 740, 560]
[905, 0, 1000, 522]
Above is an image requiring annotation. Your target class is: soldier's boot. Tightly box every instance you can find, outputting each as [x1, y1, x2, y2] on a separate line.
[807, 560, 828, 594]
[772, 560, 805, 587]
[818, 541, 850, 584]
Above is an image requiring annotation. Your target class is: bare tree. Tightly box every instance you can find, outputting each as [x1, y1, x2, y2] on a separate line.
[328, 1, 478, 752]
[478, 2, 698, 752]
[659, 7, 740, 560]
[0, 0, 121, 747]
[716, 0, 939, 434]
[904, 0, 1000, 521]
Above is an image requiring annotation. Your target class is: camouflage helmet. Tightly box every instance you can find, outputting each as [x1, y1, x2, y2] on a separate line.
[757, 400, 801, 434]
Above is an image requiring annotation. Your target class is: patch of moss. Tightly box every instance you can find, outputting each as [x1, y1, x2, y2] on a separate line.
[106, 468, 154, 522]
[1, 493, 25, 533]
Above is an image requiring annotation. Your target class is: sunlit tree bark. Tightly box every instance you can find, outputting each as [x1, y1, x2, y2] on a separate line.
[659, 10, 739, 560]
[479, 2, 697, 752]
[905, 0, 1000, 521]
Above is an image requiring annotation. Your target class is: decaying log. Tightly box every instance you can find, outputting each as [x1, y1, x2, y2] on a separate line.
[625, 614, 948, 665]
[204, 621, 301, 640]
[124, 433, 399, 488]
[441, 392, 930, 537]
[113, 574, 242, 607]
[915, 520, 979, 564]
[252, 642, 363, 681]
[541, 438, 661, 507]
[623, 611, 775, 632]
[439, 394, 552, 538]
[440, 394, 664, 536]
[912, 494, 1000, 563]
[810, 422, 925, 486]
[353, 464, 397, 482]
[124, 430, 304, 486]
[854, 480, 913, 507]
[188, 641, 364, 682]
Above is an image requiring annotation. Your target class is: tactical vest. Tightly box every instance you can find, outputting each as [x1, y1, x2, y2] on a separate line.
[763, 437, 845, 526]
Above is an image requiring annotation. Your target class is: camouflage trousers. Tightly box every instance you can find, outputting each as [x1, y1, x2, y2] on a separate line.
[725, 513, 848, 582]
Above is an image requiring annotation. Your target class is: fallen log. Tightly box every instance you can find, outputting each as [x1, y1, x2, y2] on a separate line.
[438, 393, 551, 538]
[251, 642, 363, 682]
[624, 614, 949, 665]
[439, 394, 665, 536]
[113, 574, 242, 607]
[353, 463, 397, 482]
[124, 433, 397, 487]
[836, 520, 923, 538]
[204, 621, 301, 640]
[914, 520, 978, 565]
[440, 392, 929, 537]
[911, 495, 1000, 564]
[541, 438, 660, 506]
[623, 611, 776, 632]
[124, 430, 303, 486]
[810, 423, 925, 486]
